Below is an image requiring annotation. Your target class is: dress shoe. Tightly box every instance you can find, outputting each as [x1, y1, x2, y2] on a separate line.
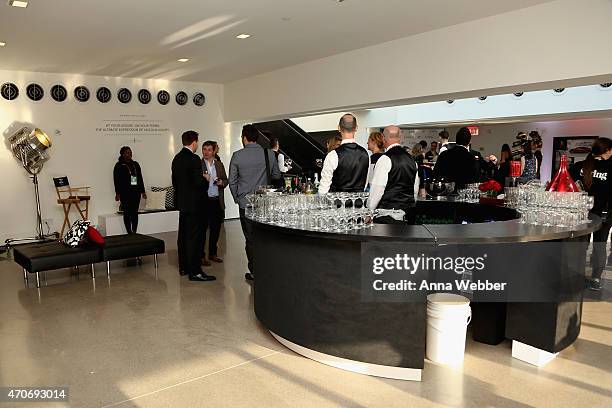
[210, 256, 223, 263]
[202, 259, 212, 267]
[189, 273, 216, 282]
[245, 272, 255, 281]
[588, 278, 602, 291]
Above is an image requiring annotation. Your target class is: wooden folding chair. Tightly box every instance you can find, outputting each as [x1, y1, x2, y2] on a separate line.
[53, 177, 91, 236]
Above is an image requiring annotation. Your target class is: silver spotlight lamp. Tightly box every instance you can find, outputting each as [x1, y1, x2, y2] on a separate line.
[5, 126, 56, 246]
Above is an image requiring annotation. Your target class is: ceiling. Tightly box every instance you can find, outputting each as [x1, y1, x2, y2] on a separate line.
[0, 0, 552, 83]
[399, 110, 612, 129]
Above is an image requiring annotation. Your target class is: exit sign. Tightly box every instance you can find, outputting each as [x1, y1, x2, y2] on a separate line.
[467, 126, 479, 136]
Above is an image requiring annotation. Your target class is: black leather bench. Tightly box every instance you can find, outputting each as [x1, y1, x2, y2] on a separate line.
[102, 234, 165, 276]
[13, 234, 165, 288]
[13, 241, 102, 287]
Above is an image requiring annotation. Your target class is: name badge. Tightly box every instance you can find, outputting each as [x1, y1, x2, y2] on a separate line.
[131, 176, 138, 186]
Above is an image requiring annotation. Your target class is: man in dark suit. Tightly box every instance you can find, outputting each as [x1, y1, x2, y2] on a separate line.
[433, 127, 480, 190]
[172, 130, 216, 282]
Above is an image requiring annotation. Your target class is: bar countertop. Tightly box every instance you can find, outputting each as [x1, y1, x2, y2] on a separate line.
[250, 199, 601, 244]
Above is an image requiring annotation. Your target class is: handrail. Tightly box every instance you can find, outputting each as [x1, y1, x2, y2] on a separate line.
[256, 129, 303, 174]
[283, 119, 327, 154]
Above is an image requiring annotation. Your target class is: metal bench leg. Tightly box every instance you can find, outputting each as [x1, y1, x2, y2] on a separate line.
[35, 272, 41, 288]
[23, 268, 28, 284]
[90, 264, 96, 279]
[106, 261, 111, 277]
[43, 271, 47, 286]
[154, 254, 159, 280]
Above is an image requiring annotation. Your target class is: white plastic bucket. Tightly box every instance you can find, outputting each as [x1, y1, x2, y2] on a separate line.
[426, 293, 472, 365]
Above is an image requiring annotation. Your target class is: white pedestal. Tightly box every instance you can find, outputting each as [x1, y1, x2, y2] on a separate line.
[512, 340, 558, 367]
[98, 211, 179, 236]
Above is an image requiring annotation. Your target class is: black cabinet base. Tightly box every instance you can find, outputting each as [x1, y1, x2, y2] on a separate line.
[472, 302, 507, 345]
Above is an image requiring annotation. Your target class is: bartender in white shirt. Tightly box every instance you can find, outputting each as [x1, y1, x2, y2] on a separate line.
[368, 125, 420, 224]
[270, 137, 292, 173]
[318, 113, 369, 194]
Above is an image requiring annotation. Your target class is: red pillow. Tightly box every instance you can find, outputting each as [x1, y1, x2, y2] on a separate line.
[86, 226, 105, 245]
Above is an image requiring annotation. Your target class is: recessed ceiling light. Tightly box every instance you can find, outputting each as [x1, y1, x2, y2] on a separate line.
[177, 58, 189, 62]
[0, 42, 5, 47]
[236, 34, 251, 39]
[8, 0, 29, 8]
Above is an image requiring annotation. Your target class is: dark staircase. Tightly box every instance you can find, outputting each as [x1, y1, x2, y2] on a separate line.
[254, 119, 327, 175]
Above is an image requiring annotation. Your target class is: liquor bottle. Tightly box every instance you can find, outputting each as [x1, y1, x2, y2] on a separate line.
[292, 176, 301, 193]
[304, 178, 315, 195]
[284, 176, 292, 192]
[547, 154, 580, 192]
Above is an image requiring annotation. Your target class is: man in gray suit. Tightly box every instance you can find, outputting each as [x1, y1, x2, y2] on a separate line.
[229, 124, 281, 281]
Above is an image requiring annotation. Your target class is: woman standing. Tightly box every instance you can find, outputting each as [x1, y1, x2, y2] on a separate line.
[113, 146, 146, 234]
[326, 135, 342, 152]
[366, 132, 385, 190]
[367, 132, 385, 165]
[570, 138, 612, 291]
[411, 143, 426, 197]
[519, 141, 538, 182]
[495, 143, 513, 186]
[411, 143, 424, 165]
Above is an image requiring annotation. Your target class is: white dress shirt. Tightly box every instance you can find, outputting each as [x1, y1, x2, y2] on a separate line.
[318, 138, 369, 194]
[277, 153, 290, 173]
[368, 143, 420, 210]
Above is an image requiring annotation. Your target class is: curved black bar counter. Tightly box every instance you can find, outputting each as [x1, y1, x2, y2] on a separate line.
[252, 200, 600, 380]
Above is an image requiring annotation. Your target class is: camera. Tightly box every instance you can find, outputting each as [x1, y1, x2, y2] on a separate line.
[511, 131, 542, 159]
[511, 132, 529, 158]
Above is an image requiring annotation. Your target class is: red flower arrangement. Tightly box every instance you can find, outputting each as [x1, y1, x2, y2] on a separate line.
[479, 180, 502, 196]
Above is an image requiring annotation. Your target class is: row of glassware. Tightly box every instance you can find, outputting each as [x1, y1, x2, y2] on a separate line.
[505, 182, 594, 228]
[245, 192, 375, 232]
[245, 182, 595, 230]
[456, 184, 485, 203]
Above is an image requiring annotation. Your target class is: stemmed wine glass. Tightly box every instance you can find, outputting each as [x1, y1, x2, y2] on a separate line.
[340, 193, 353, 211]
[245, 194, 256, 219]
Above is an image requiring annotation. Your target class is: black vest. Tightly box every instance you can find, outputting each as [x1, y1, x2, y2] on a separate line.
[378, 146, 418, 210]
[330, 143, 369, 192]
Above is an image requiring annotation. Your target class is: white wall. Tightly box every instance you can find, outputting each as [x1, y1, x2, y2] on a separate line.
[291, 111, 371, 146]
[225, 0, 612, 122]
[0, 70, 238, 242]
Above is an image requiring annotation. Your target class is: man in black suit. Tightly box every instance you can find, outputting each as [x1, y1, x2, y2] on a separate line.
[172, 130, 216, 282]
[433, 127, 480, 190]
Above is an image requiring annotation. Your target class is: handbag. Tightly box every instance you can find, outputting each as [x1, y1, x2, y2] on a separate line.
[263, 148, 284, 188]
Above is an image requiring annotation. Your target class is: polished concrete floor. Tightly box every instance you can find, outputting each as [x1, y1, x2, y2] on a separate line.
[0, 220, 610, 407]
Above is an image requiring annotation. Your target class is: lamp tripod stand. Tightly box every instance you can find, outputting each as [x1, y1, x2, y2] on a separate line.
[3, 127, 57, 250]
